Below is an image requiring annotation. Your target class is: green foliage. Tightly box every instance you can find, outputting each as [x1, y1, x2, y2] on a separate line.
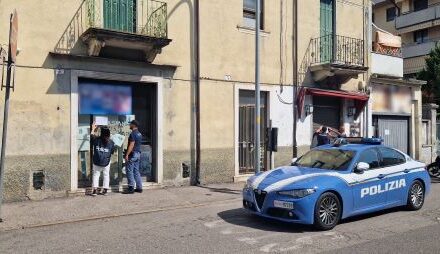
[417, 43, 440, 103]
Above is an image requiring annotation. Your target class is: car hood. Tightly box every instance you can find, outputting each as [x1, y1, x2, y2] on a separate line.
[248, 166, 341, 192]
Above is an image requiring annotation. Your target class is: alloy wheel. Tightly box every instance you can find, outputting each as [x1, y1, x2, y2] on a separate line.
[410, 182, 424, 208]
[319, 196, 339, 226]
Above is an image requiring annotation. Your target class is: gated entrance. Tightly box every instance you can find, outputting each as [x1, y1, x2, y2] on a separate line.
[238, 90, 268, 174]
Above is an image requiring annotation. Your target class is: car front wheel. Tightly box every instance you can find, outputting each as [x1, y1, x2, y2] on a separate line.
[407, 180, 425, 211]
[313, 192, 341, 230]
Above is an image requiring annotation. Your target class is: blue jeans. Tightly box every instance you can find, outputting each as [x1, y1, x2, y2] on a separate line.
[126, 152, 142, 189]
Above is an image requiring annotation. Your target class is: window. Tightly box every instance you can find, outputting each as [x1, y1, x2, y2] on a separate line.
[358, 149, 380, 169]
[294, 149, 355, 171]
[414, 29, 428, 44]
[378, 147, 406, 167]
[243, 0, 264, 30]
[414, 0, 428, 12]
[386, 7, 396, 22]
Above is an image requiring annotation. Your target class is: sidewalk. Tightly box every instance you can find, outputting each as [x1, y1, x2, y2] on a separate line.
[0, 183, 243, 231]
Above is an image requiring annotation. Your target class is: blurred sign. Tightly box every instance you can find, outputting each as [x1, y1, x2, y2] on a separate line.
[94, 116, 108, 126]
[79, 82, 132, 115]
[9, 10, 18, 63]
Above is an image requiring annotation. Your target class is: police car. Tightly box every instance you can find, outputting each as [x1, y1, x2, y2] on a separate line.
[242, 138, 430, 230]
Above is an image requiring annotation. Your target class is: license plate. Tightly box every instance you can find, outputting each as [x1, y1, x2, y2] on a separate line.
[273, 200, 294, 210]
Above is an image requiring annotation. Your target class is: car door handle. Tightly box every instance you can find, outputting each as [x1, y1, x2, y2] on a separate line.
[377, 174, 385, 179]
[404, 169, 410, 173]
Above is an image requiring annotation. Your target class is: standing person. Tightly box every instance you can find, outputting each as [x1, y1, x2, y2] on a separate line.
[124, 120, 143, 194]
[91, 122, 115, 196]
[315, 126, 331, 146]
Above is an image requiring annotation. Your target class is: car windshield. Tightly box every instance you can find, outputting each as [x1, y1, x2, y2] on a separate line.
[294, 149, 355, 171]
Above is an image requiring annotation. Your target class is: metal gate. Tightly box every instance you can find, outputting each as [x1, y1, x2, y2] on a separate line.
[238, 91, 268, 175]
[375, 116, 409, 154]
[313, 96, 341, 130]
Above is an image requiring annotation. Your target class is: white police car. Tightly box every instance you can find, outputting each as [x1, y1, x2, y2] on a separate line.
[242, 138, 430, 230]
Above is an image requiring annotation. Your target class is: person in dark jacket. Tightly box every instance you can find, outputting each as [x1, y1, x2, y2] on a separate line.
[315, 126, 331, 146]
[91, 122, 115, 196]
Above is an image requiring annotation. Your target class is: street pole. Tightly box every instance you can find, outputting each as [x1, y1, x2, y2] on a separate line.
[255, 0, 261, 174]
[0, 11, 17, 222]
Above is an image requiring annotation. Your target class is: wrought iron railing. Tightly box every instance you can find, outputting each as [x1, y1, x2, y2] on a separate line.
[309, 34, 365, 67]
[55, 0, 167, 54]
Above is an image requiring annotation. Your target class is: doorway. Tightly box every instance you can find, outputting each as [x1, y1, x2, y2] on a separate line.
[103, 0, 137, 33]
[76, 78, 157, 189]
[238, 90, 269, 175]
[320, 0, 334, 62]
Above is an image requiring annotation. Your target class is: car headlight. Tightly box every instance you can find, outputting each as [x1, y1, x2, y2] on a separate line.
[277, 188, 316, 198]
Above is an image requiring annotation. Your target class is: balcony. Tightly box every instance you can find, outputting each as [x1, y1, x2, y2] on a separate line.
[54, 0, 171, 62]
[307, 34, 368, 82]
[402, 40, 437, 58]
[371, 32, 403, 78]
[395, 4, 440, 33]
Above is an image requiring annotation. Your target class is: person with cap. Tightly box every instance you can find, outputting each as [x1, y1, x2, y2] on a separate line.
[124, 120, 143, 194]
[90, 122, 115, 196]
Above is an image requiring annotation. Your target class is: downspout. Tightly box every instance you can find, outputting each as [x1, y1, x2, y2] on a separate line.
[292, 0, 298, 157]
[195, 0, 201, 184]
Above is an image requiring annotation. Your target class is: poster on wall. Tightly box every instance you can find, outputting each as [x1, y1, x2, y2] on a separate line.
[79, 82, 132, 115]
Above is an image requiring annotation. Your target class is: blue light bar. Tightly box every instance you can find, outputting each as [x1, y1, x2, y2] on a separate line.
[361, 137, 383, 145]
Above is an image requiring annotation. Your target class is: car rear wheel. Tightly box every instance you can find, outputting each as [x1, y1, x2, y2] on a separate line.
[407, 180, 425, 211]
[313, 192, 341, 230]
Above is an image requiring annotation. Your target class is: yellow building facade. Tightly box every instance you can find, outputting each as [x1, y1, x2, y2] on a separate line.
[0, 0, 373, 201]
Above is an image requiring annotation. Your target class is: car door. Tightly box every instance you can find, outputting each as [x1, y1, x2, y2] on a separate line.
[352, 148, 388, 212]
[377, 147, 408, 206]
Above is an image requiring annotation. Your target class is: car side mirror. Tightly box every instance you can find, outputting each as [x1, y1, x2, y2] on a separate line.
[354, 162, 369, 174]
[291, 157, 298, 166]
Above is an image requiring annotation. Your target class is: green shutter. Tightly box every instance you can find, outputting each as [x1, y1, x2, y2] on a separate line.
[104, 0, 136, 33]
[320, 0, 334, 62]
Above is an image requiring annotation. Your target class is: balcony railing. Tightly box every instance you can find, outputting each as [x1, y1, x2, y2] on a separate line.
[55, 0, 167, 54]
[396, 3, 440, 29]
[309, 34, 365, 67]
[402, 39, 439, 58]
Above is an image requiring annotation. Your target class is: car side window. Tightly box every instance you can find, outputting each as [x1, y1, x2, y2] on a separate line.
[357, 149, 380, 170]
[379, 147, 406, 167]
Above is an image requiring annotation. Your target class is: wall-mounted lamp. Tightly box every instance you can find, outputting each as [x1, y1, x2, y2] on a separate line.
[347, 107, 356, 117]
[305, 105, 314, 115]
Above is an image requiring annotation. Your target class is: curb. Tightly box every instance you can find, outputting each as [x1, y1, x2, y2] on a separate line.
[0, 197, 242, 232]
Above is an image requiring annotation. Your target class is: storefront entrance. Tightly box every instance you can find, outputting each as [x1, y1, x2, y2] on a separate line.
[76, 78, 158, 190]
[313, 96, 341, 130]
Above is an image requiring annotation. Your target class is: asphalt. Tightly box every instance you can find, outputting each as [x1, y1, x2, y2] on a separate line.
[1, 181, 440, 253]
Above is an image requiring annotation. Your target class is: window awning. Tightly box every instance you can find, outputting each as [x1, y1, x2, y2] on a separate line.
[296, 87, 369, 118]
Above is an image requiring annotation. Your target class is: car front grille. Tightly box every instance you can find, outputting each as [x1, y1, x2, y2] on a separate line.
[253, 189, 267, 210]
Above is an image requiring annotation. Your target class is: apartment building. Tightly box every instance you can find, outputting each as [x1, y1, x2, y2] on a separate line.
[373, 0, 440, 76]
[0, 0, 372, 202]
[371, 0, 435, 162]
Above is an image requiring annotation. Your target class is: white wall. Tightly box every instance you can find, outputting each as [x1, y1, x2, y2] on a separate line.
[371, 53, 404, 77]
[296, 96, 313, 147]
[269, 86, 293, 147]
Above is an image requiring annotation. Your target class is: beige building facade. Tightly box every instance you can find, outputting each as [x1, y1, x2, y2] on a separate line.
[0, 0, 373, 202]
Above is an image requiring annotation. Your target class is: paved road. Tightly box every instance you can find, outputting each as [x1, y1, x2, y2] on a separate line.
[1, 183, 440, 254]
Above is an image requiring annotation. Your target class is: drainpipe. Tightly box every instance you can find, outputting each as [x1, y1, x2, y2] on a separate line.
[292, 0, 298, 158]
[195, 0, 201, 185]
